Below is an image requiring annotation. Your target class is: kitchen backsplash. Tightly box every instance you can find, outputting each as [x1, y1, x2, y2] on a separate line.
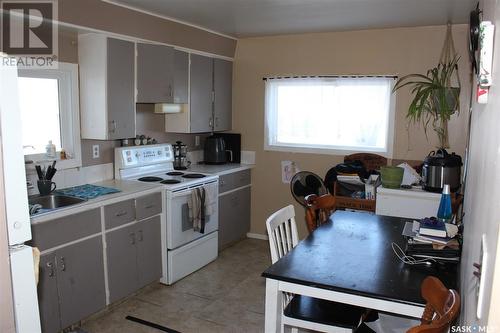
[26, 163, 114, 196]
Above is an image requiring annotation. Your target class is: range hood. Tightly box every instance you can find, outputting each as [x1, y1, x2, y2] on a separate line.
[154, 103, 184, 114]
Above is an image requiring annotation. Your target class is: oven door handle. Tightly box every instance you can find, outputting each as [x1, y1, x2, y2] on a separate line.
[172, 188, 195, 198]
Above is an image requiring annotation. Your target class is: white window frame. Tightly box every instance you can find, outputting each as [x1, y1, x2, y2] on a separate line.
[18, 62, 82, 169]
[264, 76, 396, 158]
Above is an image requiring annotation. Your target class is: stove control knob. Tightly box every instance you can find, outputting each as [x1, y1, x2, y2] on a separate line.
[158, 150, 162, 155]
[135, 152, 140, 158]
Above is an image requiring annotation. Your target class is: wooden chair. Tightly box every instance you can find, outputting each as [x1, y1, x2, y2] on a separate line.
[406, 276, 460, 333]
[266, 205, 365, 333]
[304, 194, 336, 233]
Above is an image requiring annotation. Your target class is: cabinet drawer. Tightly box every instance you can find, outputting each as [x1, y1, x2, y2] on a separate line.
[31, 209, 101, 251]
[218, 173, 233, 194]
[232, 169, 251, 189]
[219, 170, 251, 194]
[136, 192, 162, 221]
[104, 199, 135, 229]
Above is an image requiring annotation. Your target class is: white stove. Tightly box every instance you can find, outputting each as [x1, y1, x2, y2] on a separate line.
[115, 144, 219, 284]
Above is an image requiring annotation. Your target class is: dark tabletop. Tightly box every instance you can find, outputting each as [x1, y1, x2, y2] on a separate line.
[262, 211, 459, 306]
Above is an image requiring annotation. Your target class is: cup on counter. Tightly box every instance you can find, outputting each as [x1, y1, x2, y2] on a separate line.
[37, 180, 56, 196]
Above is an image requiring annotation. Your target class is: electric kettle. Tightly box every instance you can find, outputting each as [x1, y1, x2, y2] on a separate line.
[204, 136, 227, 164]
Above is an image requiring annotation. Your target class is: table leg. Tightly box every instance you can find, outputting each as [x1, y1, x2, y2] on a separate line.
[265, 278, 282, 333]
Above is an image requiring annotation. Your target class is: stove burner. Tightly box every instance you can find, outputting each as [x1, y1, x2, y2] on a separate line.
[161, 179, 181, 184]
[166, 171, 184, 176]
[182, 173, 206, 179]
[138, 176, 163, 182]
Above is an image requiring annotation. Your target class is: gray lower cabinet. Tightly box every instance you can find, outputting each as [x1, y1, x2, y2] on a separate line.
[137, 217, 162, 287]
[37, 236, 106, 333]
[219, 186, 251, 249]
[107, 216, 162, 303]
[38, 253, 60, 333]
[106, 224, 138, 303]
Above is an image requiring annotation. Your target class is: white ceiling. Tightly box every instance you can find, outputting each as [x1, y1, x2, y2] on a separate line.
[107, 0, 475, 38]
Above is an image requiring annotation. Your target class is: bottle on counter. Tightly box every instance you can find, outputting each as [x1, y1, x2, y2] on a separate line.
[45, 140, 56, 158]
[437, 184, 453, 223]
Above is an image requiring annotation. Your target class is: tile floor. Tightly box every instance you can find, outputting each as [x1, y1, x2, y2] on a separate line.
[82, 238, 271, 333]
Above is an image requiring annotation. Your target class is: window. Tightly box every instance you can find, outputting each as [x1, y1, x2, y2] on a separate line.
[18, 62, 81, 168]
[264, 77, 396, 156]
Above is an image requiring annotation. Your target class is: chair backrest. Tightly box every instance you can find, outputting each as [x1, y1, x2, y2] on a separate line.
[344, 153, 387, 171]
[407, 276, 461, 333]
[266, 205, 299, 263]
[304, 194, 336, 233]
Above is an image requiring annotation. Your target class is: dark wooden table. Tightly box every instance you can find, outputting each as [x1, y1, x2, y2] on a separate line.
[262, 211, 459, 332]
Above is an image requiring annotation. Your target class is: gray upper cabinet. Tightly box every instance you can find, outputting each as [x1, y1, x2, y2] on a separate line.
[165, 53, 233, 133]
[107, 38, 136, 140]
[213, 59, 233, 132]
[190, 54, 214, 133]
[79, 33, 136, 140]
[136, 43, 174, 103]
[174, 50, 189, 104]
[136, 45, 189, 104]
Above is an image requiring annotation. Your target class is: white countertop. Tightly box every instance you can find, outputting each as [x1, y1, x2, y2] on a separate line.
[188, 163, 254, 176]
[377, 185, 441, 198]
[30, 179, 163, 224]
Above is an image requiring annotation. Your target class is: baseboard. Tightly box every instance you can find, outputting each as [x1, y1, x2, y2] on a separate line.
[246, 232, 268, 240]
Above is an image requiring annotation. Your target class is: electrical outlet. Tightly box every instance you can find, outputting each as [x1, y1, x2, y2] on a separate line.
[195, 135, 200, 147]
[92, 145, 100, 159]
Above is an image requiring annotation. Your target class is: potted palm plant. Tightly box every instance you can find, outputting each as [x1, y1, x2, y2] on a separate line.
[393, 55, 460, 148]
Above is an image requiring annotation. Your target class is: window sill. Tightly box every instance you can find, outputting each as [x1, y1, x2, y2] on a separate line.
[264, 143, 393, 158]
[25, 156, 82, 174]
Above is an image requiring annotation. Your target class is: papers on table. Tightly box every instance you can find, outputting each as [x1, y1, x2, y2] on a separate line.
[401, 221, 460, 262]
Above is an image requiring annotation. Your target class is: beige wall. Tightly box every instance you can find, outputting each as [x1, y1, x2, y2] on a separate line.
[232, 24, 471, 238]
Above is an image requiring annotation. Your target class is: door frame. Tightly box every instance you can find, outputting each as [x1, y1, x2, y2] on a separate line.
[0, 139, 16, 332]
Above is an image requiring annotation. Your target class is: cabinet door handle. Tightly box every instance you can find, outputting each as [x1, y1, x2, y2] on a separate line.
[168, 85, 173, 98]
[109, 120, 117, 133]
[129, 232, 136, 245]
[46, 262, 55, 277]
[59, 257, 66, 272]
[219, 180, 225, 186]
[209, 117, 213, 128]
[144, 204, 154, 209]
[138, 230, 143, 242]
[215, 117, 219, 128]
[115, 210, 128, 217]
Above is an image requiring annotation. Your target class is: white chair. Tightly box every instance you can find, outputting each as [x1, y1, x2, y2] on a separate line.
[266, 205, 365, 333]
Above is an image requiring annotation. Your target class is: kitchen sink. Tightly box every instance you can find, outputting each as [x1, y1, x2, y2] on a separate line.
[29, 194, 86, 211]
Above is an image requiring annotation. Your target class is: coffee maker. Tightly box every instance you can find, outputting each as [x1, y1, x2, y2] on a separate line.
[173, 141, 190, 170]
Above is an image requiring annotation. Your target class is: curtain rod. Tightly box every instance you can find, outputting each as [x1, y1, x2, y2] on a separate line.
[262, 75, 398, 81]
